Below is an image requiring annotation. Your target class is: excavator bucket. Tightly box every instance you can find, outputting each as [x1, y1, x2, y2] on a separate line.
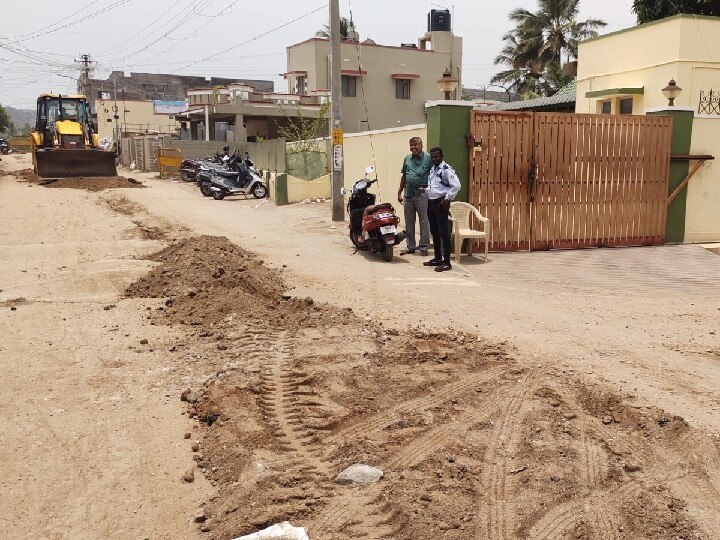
[34, 149, 117, 178]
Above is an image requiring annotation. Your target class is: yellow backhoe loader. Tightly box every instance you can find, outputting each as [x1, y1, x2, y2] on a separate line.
[31, 93, 117, 178]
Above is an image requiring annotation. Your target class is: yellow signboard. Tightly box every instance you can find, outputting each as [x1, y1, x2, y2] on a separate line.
[332, 128, 344, 145]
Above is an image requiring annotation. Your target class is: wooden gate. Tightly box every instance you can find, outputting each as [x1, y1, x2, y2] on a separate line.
[469, 111, 672, 250]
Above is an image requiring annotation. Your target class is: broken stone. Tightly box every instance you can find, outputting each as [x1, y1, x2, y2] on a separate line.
[230, 522, 309, 540]
[335, 464, 383, 485]
[184, 432, 192, 439]
[140, 339, 149, 345]
[191, 442, 200, 452]
[183, 467, 195, 482]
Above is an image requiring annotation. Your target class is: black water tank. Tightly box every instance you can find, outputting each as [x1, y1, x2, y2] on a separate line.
[428, 9, 451, 32]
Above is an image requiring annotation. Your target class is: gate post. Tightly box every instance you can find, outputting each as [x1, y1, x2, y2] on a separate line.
[646, 107, 694, 243]
[426, 101, 474, 202]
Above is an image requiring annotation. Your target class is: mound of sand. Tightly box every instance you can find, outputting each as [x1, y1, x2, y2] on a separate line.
[124, 236, 715, 540]
[14, 168, 143, 191]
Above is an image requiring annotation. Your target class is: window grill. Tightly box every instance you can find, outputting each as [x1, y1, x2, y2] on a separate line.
[698, 89, 720, 115]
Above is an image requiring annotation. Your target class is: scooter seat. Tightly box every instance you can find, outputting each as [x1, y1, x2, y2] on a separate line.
[215, 170, 239, 178]
[364, 202, 395, 215]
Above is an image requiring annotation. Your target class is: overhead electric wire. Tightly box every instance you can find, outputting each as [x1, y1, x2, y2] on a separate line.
[108, 0, 241, 69]
[347, 0, 378, 182]
[12, 0, 102, 40]
[5, 0, 133, 44]
[99, 0, 185, 55]
[102, 0, 206, 65]
[175, 4, 327, 72]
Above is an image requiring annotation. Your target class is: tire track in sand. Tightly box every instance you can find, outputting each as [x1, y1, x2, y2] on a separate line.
[323, 366, 505, 455]
[478, 379, 533, 540]
[257, 330, 332, 475]
[311, 384, 509, 539]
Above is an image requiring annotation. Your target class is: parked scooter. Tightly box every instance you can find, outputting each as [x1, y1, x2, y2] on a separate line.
[342, 166, 405, 262]
[180, 148, 229, 181]
[0, 139, 9, 155]
[197, 154, 268, 200]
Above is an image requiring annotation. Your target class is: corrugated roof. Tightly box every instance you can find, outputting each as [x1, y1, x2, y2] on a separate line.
[479, 79, 577, 111]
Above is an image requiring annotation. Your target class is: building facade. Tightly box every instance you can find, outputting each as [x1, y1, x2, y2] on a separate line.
[576, 15, 720, 243]
[79, 71, 274, 140]
[285, 13, 462, 132]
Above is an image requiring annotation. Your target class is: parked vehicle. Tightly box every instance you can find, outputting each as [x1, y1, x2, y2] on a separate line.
[197, 154, 268, 200]
[0, 139, 9, 155]
[343, 167, 405, 262]
[180, 149, 229, 181]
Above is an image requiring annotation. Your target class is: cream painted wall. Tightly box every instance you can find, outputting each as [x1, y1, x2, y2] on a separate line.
[287, 174, 331, 203]
[95, 99, 179, 139]
[686, 118, 720, 242]
[343, 124, 427, 231]
[287, 34, 461, 132]
[576, 15, 720, 243]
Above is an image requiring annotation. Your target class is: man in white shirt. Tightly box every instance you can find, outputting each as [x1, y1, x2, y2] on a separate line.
[422, 146, 461, 272]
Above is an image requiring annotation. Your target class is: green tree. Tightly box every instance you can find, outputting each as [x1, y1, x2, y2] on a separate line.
[632, 0, 720, 23]
[491, 32, 545, 97]
[275, 101, 331, 153]
[492, 0, 606, 97]
[0, 104, 12, 134]
[316, 17, 357, 39]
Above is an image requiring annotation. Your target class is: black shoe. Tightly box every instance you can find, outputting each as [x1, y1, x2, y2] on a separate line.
[434, 263, 452, 272]
[423, 259, 441, 266]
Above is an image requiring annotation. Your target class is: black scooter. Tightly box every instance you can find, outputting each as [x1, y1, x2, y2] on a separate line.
[0, 139, 9, 155]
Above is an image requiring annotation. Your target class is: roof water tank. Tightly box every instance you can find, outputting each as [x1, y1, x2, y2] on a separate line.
[428, 9, 451, 32]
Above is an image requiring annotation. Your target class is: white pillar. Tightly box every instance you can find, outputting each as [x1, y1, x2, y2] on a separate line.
[204, 105, 210, 142]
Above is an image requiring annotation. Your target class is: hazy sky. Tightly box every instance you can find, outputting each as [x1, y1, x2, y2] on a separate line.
[0, 0, 637, 109]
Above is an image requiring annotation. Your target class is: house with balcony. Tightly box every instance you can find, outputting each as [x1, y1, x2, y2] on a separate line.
[178, 83, 329, 142]
[83, 71, 273, 140]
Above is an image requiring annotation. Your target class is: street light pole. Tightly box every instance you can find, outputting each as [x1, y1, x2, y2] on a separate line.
[330, 0, 345, 221]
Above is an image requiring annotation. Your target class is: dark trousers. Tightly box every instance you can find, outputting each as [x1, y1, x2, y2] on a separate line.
[427, 197, 451, 264]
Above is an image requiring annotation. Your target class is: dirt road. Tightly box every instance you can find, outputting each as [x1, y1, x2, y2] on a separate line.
[1, 153, 719, 539]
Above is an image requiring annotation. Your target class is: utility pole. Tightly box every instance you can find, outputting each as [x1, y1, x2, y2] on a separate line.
[330, 0, 344, 221]
[112, 77, 120, 155]
[76, 53, 97, 129]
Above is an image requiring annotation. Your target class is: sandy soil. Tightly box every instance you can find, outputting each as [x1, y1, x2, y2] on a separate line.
[1, 153, 719, 539]
[7, 166, 144, 191]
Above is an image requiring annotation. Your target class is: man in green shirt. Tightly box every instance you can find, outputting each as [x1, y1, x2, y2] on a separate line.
[397, 136, 431, 256]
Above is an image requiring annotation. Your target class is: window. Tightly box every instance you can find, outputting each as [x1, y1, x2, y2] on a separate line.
[600, 100, 611, 114]
[296, 76, 306, 95]
[396, 79, 411, 100]
[619, 97, 633, 115]
[341, 75, 357, 97]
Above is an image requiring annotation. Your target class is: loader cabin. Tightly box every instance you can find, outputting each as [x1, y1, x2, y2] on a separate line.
[35, 94, 92, 148]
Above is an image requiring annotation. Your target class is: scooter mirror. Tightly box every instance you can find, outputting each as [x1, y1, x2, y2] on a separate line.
[340, 187, 346, 195]
[364, 166, 375, 175]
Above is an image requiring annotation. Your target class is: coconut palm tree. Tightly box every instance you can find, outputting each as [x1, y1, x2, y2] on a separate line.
[492, 0, 606, 96]
[509, 0, 606, 65]
[316, 17, 357, 40]
[491, 32, 544, 98]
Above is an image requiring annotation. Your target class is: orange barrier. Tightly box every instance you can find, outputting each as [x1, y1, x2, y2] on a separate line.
[157, 147, 182, 178]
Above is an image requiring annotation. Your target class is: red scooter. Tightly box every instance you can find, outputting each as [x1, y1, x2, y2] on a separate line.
[343, 167, 405, 262]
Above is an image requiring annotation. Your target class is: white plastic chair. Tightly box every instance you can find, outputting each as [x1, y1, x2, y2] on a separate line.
[449, 201, 490, 261]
